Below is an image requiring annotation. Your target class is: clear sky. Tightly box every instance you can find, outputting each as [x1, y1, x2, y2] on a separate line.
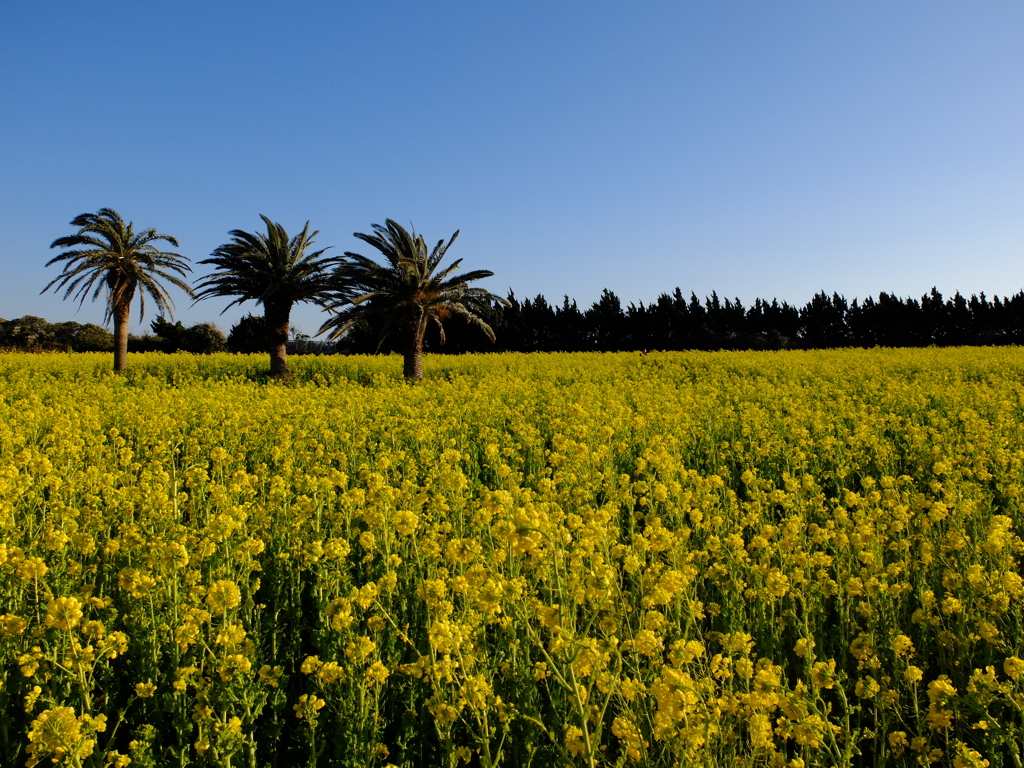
[2, 1, 1022, 336]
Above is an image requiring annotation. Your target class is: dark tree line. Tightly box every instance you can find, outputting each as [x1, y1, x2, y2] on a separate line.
[37, 207, 1024, 373]
[0, 316, 116, 352]
[8, 287, 1024, 356]
[0, 315, 226, 354]
[132, 316, 227, 354]
[324, 286, 1024, 354]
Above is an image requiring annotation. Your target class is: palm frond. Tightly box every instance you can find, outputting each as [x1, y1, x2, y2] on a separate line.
[321, 220, 504, 348]
[194, 215, 342, 311]
[43, 209, 191, 321]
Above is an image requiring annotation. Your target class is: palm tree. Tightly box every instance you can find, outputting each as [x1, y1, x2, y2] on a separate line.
[43, 208, 193, 371]
[193, 216, 342, 378]
[320, 219, 508, 380]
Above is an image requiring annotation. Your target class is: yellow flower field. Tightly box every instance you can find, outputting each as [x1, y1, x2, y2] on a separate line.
[2, 349, 1023, 767]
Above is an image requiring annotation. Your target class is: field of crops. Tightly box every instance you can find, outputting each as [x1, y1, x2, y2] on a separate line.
[2, 349, 1024, 768]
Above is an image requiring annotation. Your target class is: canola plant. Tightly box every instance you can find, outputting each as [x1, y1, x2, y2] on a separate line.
[1, 349, 1023, 768]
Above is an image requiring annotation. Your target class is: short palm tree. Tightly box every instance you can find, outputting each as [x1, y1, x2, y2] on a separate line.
[43, 208, 193, 371]
[193, 216, 342, 378]
[320, 219, 508, 380]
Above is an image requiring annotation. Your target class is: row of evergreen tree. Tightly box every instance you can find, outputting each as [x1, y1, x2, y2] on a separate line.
[5, 287, 1023, 355]
[260, 286, 1024, 354]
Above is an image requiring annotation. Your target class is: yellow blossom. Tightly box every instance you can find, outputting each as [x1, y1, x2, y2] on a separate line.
[45, 596, 83, 632]
[205, 579, 242, 613]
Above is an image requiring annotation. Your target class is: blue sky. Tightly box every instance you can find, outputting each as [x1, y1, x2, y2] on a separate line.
[2, 1, 1022, 336]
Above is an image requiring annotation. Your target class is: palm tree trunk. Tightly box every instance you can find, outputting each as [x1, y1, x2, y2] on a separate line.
[113, 301, 131, 371]
[403, 336, 424, 380]
[264, 300, 292, 378]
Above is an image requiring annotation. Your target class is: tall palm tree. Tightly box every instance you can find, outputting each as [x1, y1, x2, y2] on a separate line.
[320, 219, 508, 380]
[43, 208, 193, 371]
[193, 216, 341, 378]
